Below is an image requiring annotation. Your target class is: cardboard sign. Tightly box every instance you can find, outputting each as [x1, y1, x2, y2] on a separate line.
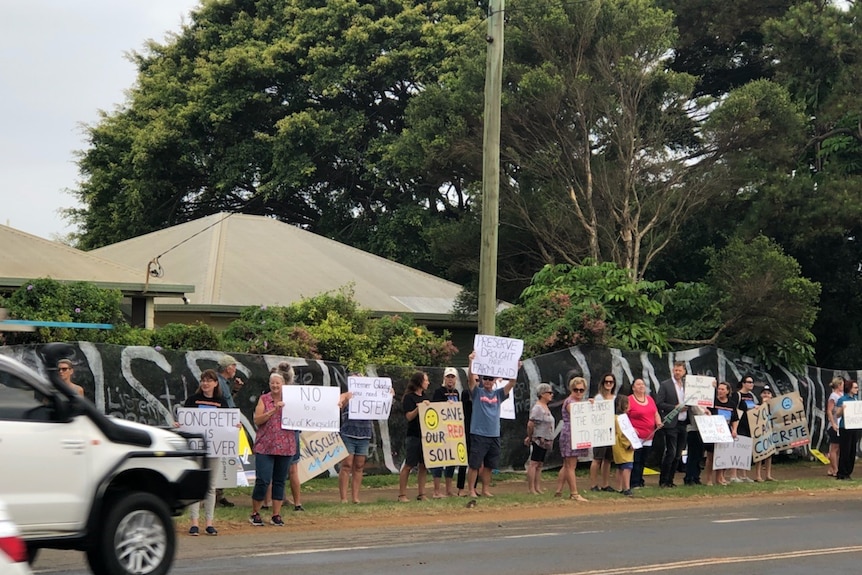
[840, 400, 862, 429]
[471, 334, 524, 379]
[212, 455, 243, 488]
[281, 385, 341, 432]
[747, 403, 776, 463]
[768, 392, 810, 449]
[684, 375, 716, 408]
[176, 407, 241, 457]
[295, 431, 348, 484]
[569, 400, 615, 449]
[418, 401, 468, 469]
[713, 435, 753, 471]
[347, 376, 393, 420]
[694, 414, 734, 443]
[617, 413, 643, 450]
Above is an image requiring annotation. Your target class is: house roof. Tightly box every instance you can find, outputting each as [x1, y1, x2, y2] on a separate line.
[90, 213, 463, 315]
[0, 224, 192, 298]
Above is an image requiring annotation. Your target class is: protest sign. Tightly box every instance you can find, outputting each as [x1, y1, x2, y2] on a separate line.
[212, 455, 244, 488]
[495, 380, 516, 420]
[694, 414, 734, 443]
[295, 431, 349, 484]
[281, 385, 341, 432]
[569, 400, 615, 449]
[768, 392, 810, 450]
[840, 401, 862, 429]
[684, 375, 716, 408]
[747, 403, 776, 463]
[418, 402, 468, 469]
[471, 334, 523, 379]
[713, 435, 753, 471]
[617, 413, 643, 450]
[176, 407, 241, 457]
[347, 376, 393, 420]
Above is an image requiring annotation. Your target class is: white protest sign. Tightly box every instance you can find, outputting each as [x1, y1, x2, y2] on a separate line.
[212, 455, 243, 488]
[570, 400, 615, 449]
[176, 408, 241, 457]
[694, 414, 734, 443]
[616, 413, 643, 450]
[713, 435, 753, 471]
[841, 401, 862, 429]
[495, 380, 516, 420]
[471, 334, 523, 379]
[684, 375, 716, 408]
[281, 386, 341, 432]
[347, 376, 393, 420]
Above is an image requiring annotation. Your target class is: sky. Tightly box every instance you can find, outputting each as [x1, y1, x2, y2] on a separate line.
[0, 0, 201, 242]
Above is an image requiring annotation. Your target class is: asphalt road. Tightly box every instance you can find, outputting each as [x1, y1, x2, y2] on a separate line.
[33, 495, 862, 575]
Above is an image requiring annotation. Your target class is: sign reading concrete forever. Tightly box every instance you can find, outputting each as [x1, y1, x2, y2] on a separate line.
[418, 401, 468, 469]
[347, 376, 393, 420]
[176, 407, 241, 457]
[471, 334, 524, 379]
[281, 385, 341, 432]
[569, 399, 615, 449]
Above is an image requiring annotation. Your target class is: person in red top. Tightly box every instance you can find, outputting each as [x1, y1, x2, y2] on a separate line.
[249, 372, 297, 527]
[627, 378, 662, 488]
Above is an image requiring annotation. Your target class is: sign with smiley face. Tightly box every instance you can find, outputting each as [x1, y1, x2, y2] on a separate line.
[418, 401, 468, 469]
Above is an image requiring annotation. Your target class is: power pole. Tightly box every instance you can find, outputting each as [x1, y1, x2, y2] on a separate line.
[477, 0, 505, 336]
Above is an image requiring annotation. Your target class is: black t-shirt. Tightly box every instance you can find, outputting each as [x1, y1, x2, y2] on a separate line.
[432, 387, 460, 402]
[712, 396, 739, 425]
[402, 391, 427, 437]
[735, 391, 757, 436]
[183, 392, 229, 409]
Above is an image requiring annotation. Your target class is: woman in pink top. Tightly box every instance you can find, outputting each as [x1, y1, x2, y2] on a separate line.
[627, 378, 662, 488]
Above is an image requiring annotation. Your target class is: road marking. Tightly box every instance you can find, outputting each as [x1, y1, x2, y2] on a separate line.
[713, 514, 797, 523]
[551, 545, 862, 575]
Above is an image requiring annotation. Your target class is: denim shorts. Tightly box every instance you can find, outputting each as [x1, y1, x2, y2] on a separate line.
[342, 435, 370, 457]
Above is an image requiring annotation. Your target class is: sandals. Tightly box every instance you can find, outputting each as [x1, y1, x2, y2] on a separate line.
[570, 494, 589, 502]
[397, 495, 409, 503]
[416, 494, 427, 501]
[553, 491, 562, 498]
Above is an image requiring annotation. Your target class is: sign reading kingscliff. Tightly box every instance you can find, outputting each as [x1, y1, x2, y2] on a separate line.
[471, 334, 524, 379]
[281, 385, 341, 432]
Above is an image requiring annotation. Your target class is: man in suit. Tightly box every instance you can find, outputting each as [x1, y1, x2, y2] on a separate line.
[654, 361, 688, 487]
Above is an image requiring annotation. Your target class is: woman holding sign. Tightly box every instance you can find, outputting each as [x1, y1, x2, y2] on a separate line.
[628, 378, 662, 489]
[589, 373, 617, 492]
[398, 371, 430, 502]
[704, 382, 738, 486]
[835, 379, 859, 481]
[553, 376, 590, 501]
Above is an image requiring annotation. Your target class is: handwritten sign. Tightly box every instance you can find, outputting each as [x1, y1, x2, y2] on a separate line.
[281, 385, 341, 432]
[684, 375, 716, 408]
[295, 431, 348, 483]
[347, 376, 393, 420]
[841, 401, 862, 429]
[212, 456, 243, 488]
[694, 415, 734, 443]
[569, 400, 615, 449]
[418, 402, 468, 469]
[713, 435, 753, 471]
[768, 392, 809, 449]
[747, 403, 776, 463]
[617, 413, 643, 450]
[176, 407, 241, 457]
[495, 380, 516, 419]
[471, 334, 523, 379]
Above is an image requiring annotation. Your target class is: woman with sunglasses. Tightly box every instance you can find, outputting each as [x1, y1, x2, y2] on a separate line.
[525, 383, 555, 494]
[589, 373, 616, 492]
[553, 376, 590, 501]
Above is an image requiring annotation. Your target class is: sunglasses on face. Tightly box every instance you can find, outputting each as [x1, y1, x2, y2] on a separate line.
[604, 380, 614, 384]
[59, 367, 72, 372]
[573, 388, 586, 393]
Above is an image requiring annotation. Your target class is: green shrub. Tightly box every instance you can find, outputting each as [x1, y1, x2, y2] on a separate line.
[151, 322, 222, 351]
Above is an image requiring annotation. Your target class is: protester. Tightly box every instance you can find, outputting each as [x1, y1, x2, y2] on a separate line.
[589, 373, 616, 493]
[826, 377, 844, 477]
[835, 379, 859, 481]
[398, 371, 430, 502]
[466, 352, 517, 499]
[216, 354, 245, 507]
[249, 372, 297, 526]
[430, 367, 461, 498]
[728, 377, 757, 483]
[56, 358, 85, 397]
[753, 384, 776, 482]
[613, 395, 634, 496]
[525, 383, 555, 495]
[179, 369, 229, 536]
[627, 378, 662, 488]
[704, 381, 738, 486]
[654, 361, 689, 488]
[553, 376, 590, 501]
[277, 362, 305, 512]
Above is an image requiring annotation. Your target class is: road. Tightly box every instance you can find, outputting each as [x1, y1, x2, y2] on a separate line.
[33, 495, 862, 575]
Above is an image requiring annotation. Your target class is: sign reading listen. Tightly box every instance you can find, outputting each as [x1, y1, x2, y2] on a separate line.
[347, 376, 393, 420]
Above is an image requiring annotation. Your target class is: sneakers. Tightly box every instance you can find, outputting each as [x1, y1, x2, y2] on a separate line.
[590, 486, 600, 492]
[601, 486, 616, 493]
[271, 514, 284, 526]
[729, 477, 743, 484]
[740, 477, 754, 483]
[294, 505, 305, 512]
[249, 513, 264, 526]
[205, 526, 218, 536]
[188, 526, 199, 536]
[620, 489, 633, 497]
[218, 497, 235, 508]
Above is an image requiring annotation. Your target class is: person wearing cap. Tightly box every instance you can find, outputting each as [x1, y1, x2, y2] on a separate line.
[430, 367, 462, 498]
[216, 354, 244, 409]
[525, 383, 555, 494]
[753, 384, 776, 482]
[56, 358, 85, 397]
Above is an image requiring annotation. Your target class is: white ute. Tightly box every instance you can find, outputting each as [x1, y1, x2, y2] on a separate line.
[0, 343, 210, 575]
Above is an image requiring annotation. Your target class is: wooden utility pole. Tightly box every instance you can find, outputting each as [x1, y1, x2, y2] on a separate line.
[477, 0, 505, 336]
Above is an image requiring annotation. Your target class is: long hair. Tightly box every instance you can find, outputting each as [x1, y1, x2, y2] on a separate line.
[196, 368, 223, 398]
[406, 371, 427, 395]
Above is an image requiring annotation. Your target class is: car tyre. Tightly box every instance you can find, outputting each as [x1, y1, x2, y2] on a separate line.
[86, 492, 175, 575]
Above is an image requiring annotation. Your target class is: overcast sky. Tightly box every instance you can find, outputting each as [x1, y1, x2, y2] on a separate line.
[0, 0, 201, 241]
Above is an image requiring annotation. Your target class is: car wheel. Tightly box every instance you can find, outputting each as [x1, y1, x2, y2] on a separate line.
[86, 492, 175, 575]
